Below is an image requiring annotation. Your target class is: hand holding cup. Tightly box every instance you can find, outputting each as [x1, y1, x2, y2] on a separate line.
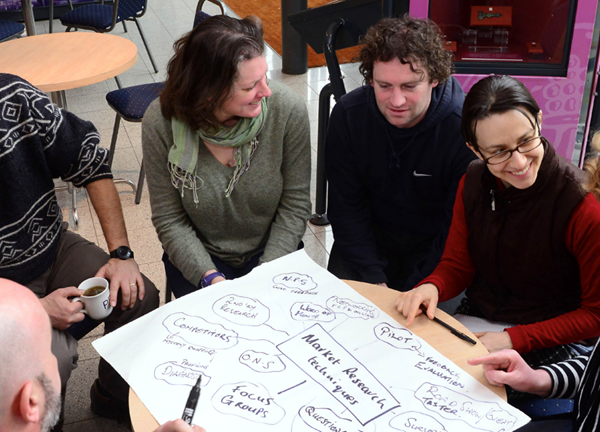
[72, 277, 113, 320]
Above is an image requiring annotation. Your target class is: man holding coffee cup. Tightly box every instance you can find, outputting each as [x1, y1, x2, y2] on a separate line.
[0, 73, 160, 427]
[0, 278, 205, 432]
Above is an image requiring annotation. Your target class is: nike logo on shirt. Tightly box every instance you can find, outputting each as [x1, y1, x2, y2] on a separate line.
[413, 171, 432, 177]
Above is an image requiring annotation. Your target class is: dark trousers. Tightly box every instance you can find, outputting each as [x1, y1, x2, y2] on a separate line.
[515, 419, 573, 432]
[26, 223, 160, 404]
[163, 251, 264, 298]
[164, 242, 305, 298]
[327, 225, 436, 291]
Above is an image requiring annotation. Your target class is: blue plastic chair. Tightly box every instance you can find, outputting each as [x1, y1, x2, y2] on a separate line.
[60, 0, 159, 74]
[106, 81, 165, 204]
[0, 19, 24, 42]
[104, 0, 223, 208]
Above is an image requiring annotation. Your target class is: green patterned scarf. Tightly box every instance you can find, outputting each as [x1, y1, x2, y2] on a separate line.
[168, 97, 268, 202]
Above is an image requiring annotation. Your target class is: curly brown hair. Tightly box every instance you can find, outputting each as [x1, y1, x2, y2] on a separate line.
[160, 15, 265, 133]
[358, 15, 452, 85]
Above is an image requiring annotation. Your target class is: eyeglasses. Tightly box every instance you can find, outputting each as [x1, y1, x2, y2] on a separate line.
[479, 135, 544, 165]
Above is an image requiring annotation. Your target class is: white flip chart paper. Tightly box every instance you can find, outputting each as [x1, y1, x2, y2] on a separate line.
[93, 250, 530, 431]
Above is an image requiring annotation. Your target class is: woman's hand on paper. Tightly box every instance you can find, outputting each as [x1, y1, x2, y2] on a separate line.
[154, 419, 206, 432]
[395, 283, 439, 326]
[474, 331, 513, 353]
[468, 349, 552, 397]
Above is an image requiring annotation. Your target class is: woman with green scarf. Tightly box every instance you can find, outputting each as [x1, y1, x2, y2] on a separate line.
[142, 15, 311, 297]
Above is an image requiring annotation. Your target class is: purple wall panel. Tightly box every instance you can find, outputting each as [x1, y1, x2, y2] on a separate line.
[412, 0, 598, 161]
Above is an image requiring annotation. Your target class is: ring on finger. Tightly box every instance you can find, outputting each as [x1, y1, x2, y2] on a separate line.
[129, 282, 137, 287]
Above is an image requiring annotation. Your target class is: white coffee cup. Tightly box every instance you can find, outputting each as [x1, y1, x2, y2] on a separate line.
[73, 277, 113, 320]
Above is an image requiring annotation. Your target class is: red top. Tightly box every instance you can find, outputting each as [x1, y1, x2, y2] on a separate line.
[419, 176, 600, 353]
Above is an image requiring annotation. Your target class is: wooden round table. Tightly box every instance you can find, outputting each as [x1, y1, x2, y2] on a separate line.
[129, 281, 506, 431]
[0, 32, 138, 92]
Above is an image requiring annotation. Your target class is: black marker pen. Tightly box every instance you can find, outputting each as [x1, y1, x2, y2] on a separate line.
[182, 375, 202, 425]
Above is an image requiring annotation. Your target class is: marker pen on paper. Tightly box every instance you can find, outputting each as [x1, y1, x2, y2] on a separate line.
[419, 305, 477, 345]
[182, 375, 202, 425]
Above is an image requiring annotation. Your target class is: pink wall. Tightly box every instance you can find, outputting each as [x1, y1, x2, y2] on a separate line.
[411, 0, 597, 161]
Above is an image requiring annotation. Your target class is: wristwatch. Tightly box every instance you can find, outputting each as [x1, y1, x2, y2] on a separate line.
[109, 246, 134, 260]
[200, 272, 225, 288]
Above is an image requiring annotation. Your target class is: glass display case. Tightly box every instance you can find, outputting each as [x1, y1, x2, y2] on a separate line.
[430, 0, 578, 76]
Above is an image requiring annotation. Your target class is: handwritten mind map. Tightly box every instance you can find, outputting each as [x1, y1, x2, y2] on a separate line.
[93, 250, 529, 431]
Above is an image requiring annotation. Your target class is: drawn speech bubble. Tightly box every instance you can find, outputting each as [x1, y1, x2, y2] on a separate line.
[272, 273, 317, 291]
[325, 296, 379, 320]
[390, 411, 447, 432]
[213, 382, 285, 425]
[290, 302, 335, 322]
[374, 323, 424, 356]
[415, 383, 517, 432]
[213, 295, 270, 326]
[239, 350, 286, 373]
[154, 362, 211, 387]
[162, 312, 238, 350]
[299, 406, 364, 432]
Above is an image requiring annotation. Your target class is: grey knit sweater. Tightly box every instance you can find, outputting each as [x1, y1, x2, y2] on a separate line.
[142, 80, 311, 286]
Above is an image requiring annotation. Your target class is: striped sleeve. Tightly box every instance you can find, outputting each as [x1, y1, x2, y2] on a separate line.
[573, 342, 600, 431]
[539, 354, 589, 399]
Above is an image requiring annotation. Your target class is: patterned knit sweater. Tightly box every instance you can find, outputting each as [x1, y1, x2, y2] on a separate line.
[0, 74, 112, 284]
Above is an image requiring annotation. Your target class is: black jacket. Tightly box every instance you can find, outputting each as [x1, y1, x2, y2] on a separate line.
[325, 77, 476, 287]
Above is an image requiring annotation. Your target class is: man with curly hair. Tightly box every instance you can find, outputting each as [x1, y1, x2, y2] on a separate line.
[325, 15, 476, 292]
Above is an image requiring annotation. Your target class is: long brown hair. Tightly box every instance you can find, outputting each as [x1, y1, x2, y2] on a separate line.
[584, 133, 600, 200]
[160, 15, 265, 133]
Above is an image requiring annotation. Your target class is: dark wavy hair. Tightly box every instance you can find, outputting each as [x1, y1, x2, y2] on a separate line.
[160, 15, 265, 133]
[358, 15, 452, 85]
[461, 75, 541, 150]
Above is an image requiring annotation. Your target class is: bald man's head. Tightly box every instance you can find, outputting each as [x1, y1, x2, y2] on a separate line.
[0, 278, 61, 432]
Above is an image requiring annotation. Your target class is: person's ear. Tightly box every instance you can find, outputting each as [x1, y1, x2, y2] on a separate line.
[370, 79, 374, 87]
[431, 79, 439, 88]
[466, 142, 483, 161]
[18, 381, 42, 424]
[538, 111, 543, 133]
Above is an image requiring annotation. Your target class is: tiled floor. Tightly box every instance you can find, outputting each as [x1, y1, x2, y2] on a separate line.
[30, 0, 366, 430]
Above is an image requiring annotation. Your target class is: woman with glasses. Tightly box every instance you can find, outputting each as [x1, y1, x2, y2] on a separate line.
[395, 75, 600, 376]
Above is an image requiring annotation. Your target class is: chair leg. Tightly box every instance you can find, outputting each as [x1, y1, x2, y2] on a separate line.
[115, 76, 122, 89]
[133, 18, 159, 73]
[50, 91, 68, 110]
[108, 113, 121, 168]
[122, 21, 128, 32]
[49, 0, 54, 33]
[135, 159, 145, 205]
